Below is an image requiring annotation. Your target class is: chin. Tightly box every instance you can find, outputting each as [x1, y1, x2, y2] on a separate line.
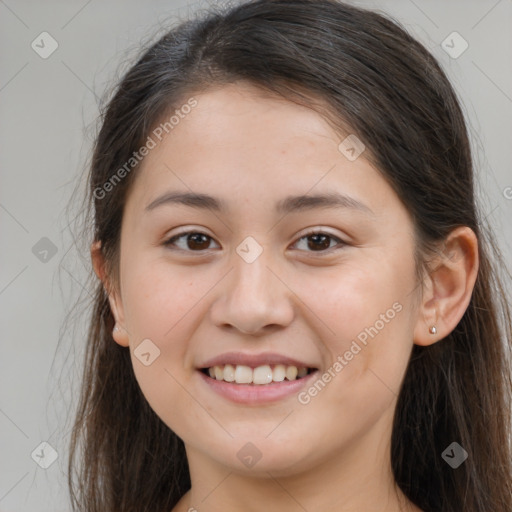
[203, 437, 315, 476]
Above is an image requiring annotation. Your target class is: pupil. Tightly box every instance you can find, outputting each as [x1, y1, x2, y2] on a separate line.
[308, 234, 330, 251]
[188, 233, 209, 250]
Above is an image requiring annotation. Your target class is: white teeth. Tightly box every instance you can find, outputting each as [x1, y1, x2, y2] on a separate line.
[204, 364, 311, 384]
[286, 366, 298, 381]
[223, 364, 235, 382]
[214, 365, 224, 380]
[234, 365, 253, 384]
[253, 365, 273, 385]
[273, 364, 286, 382]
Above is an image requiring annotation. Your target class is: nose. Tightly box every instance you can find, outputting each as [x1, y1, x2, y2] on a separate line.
[209, 249, 295, 336]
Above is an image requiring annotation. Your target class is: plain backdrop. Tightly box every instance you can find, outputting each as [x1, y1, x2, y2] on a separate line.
[1, 1, 511, 510]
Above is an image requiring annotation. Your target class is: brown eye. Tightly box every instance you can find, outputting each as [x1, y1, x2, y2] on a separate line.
[293, 231, 346, 253]
[164, 232, 219, 252]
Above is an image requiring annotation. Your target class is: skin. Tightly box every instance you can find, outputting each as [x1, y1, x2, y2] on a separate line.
[91, 81, 478, 512]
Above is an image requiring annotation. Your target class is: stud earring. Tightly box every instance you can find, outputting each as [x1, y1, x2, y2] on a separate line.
[113, 324, 120, 334]
[429, 326, 437, 335]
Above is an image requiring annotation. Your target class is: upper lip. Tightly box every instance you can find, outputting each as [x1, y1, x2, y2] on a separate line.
[198, 351, 318, 369]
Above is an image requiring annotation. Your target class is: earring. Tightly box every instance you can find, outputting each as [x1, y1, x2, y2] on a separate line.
[113, 324, 120, 334]
[429, 326, 437, 335]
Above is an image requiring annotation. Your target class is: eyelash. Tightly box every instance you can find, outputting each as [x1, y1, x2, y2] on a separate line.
[162, 229, 347, 256]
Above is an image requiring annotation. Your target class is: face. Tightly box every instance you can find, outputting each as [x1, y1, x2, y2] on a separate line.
[108, 82, 422, 477]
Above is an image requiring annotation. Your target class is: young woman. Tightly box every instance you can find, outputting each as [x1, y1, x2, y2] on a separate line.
[67, 1, 512, 511]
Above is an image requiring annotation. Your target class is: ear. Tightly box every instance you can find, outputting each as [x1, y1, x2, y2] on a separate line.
[413, 226, 479, 346]
[90, 240, 130, 347]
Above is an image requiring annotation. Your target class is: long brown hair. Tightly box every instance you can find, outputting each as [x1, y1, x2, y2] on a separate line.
[64, 1, 512, 510]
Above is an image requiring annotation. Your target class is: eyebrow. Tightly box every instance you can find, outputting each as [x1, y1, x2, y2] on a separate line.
[144, 191, 374, 216]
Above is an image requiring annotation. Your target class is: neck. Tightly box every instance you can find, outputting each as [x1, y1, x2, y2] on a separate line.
[175, 414, 421, 512]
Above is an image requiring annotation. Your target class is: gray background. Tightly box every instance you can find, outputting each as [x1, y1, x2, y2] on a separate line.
[1, 1, 511, 511]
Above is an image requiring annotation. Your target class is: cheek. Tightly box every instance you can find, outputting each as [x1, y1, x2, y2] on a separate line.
[302, 256, 410, 341]
[296, 254, 415, 392]
[287, 262, 415, 455]
[119, 262, 201, 404]
[122, 260, 200, 343]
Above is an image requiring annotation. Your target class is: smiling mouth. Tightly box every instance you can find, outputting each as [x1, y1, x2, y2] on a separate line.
[200, 364, 317, 385]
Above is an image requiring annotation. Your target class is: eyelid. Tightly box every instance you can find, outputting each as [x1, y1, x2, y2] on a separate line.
[295, 226, 344, 241]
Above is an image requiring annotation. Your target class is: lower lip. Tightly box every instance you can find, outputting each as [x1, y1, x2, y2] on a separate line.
[197, 370, 318, 404]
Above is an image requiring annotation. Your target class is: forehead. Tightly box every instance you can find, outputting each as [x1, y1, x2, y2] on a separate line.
[177, 82, 340, 148]
[129, 83, 347, 186]
[122, 82, 403, 224]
